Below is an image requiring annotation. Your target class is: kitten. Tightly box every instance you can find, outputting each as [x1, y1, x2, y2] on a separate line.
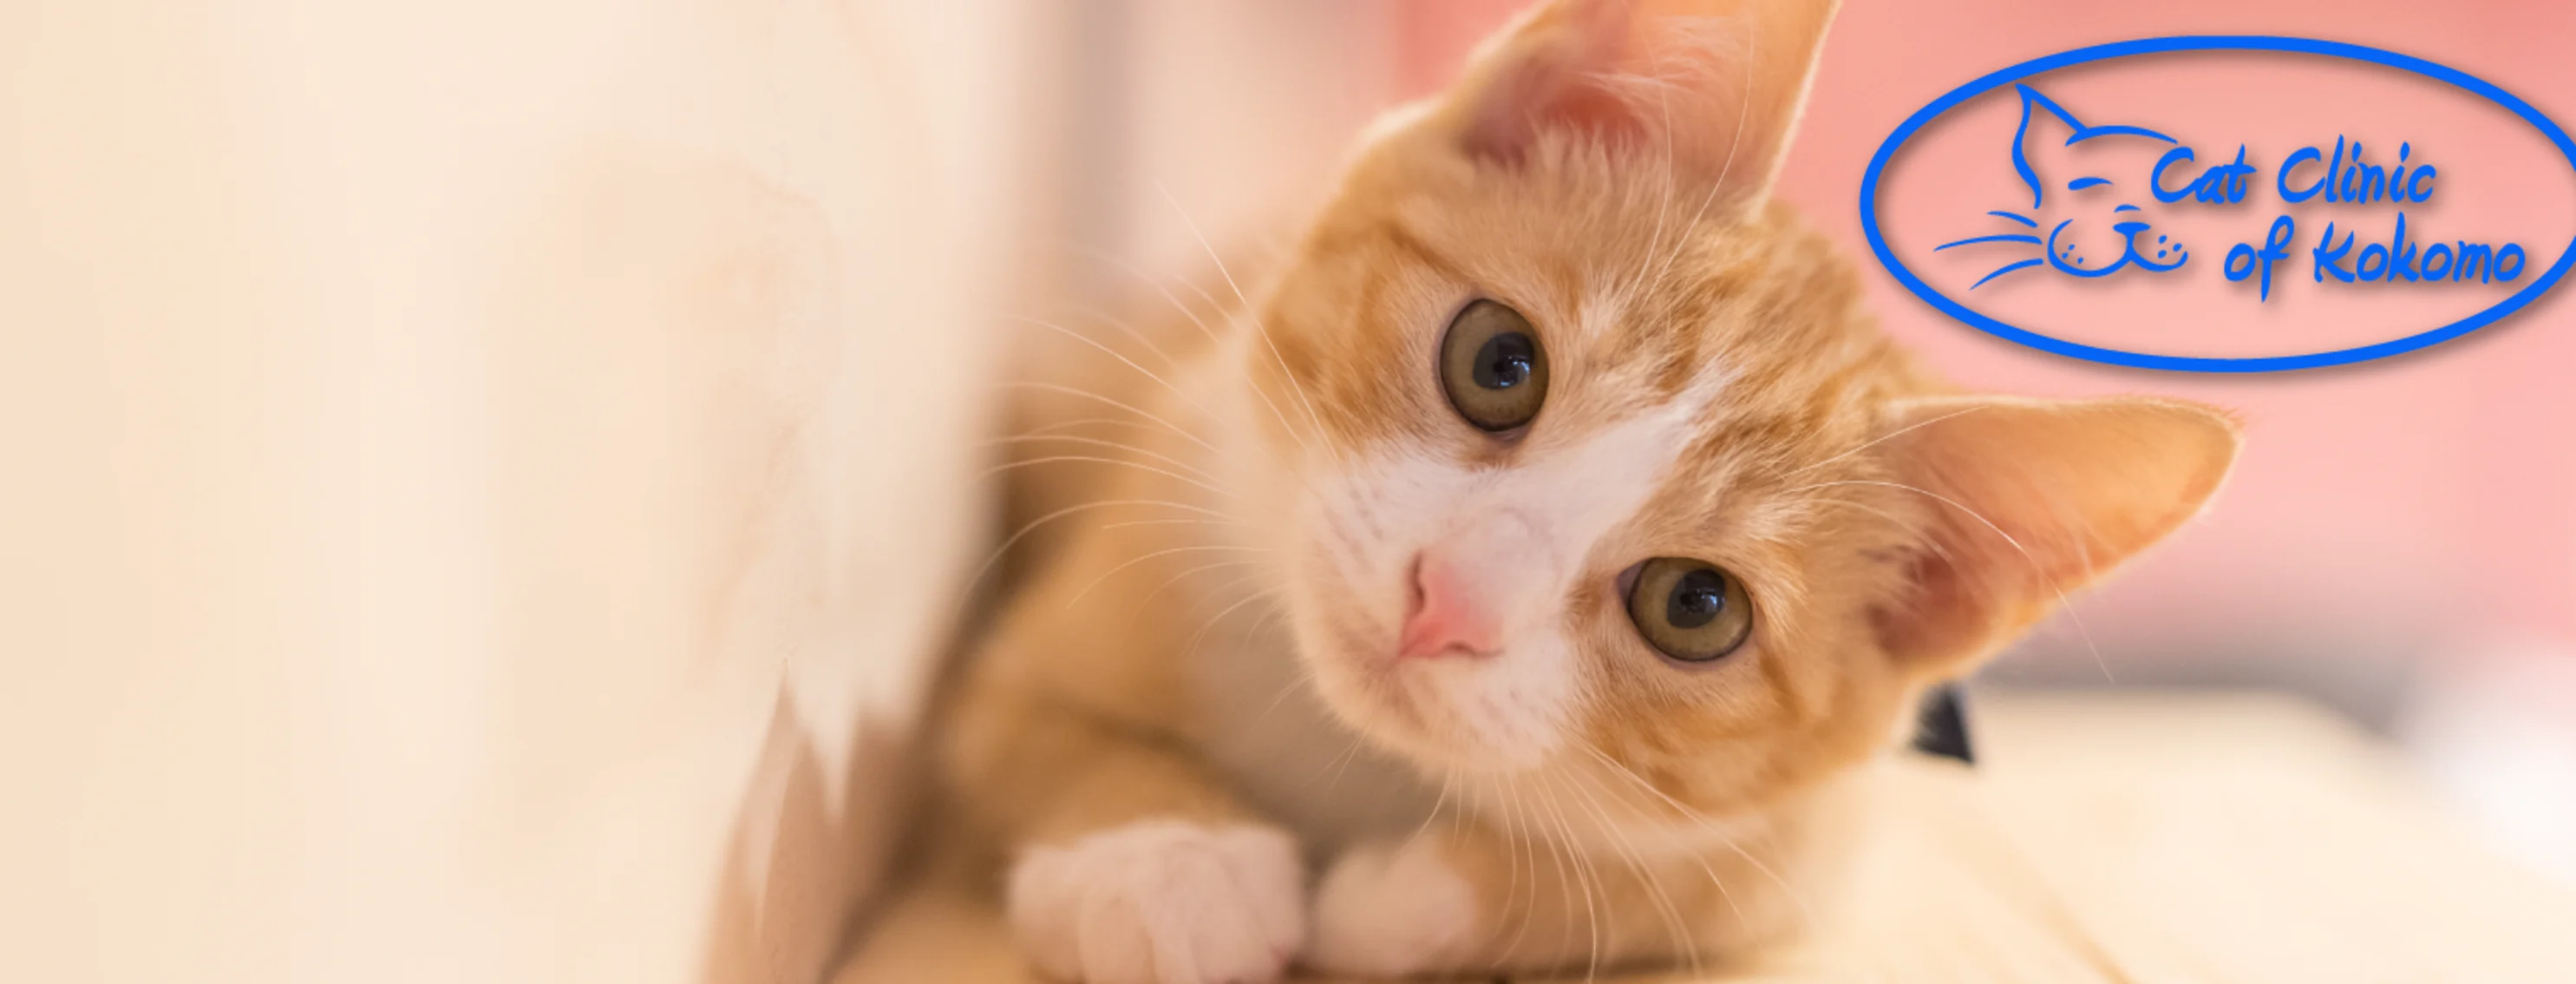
[940, 1, 2239, 981]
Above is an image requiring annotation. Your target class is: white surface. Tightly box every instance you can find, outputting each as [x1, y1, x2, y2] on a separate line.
[0, 2, 1015, 981]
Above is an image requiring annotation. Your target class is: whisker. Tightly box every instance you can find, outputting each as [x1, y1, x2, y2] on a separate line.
[1934, 233, 2044, 251]
[1246, 661, 1317, 731]
[1116, 240, 1236, 338]
[1067, 241, 1318, 457]
[1154, 182, 1333, 451]
[1057, 246, 1315, 455]
[1802, 494, 1939, 548]
[1017, 417, 1157, 438]
[1529, 774, 1581, 973]
[1181, 583, 1277, 666]
[1562, 762, 1701, 980]
[1534, 771, 1604, 983]
[1491, 773, 1524, 965]
[1063, 302, 1182, 370]
[1634, 9, 1759, 299]
[1009, 315, 1228, 430]
[994, 381, 1217, 454]
[1098, 516, 1244, 532]
[1315, 732, 1369, 794]
[1971, 258, 2045, 290]
[950, 497, 1239, 620]
[1067, 543, 1268, 609]
[1987, 210, 2039, 227]
[980, 455, 1239, 503]
[985, 433, 1225, 486]
[1234, 605, 1283, 654]
[1494, 772, 1540, 968]
[1572, 744, 1760, 939]
[1405, 771, 1455, 853]
[1061, 243, 1226, 346]
[1623, 40, 1683, 308]
[1446, 766, 1468, 848]
[1129, 558, 1265, 616]
[1789, 403, 1990, 477]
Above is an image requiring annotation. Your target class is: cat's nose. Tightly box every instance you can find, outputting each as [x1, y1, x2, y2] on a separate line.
[1398, 552, 1501, 659]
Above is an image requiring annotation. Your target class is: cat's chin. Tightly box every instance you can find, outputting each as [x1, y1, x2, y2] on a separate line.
[1287, 619, 1562, 777]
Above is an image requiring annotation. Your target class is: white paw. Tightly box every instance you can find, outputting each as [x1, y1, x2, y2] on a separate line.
[1304, 838, 1477, 978]
[1006, 820, 1305, 984]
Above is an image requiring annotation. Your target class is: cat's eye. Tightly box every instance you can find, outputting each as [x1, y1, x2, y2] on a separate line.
[1438, 299, 1549, 433]
[1624, 557, 1755, 663]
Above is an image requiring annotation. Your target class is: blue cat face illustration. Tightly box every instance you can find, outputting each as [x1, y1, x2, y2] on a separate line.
[1945, 85, 2187, 288]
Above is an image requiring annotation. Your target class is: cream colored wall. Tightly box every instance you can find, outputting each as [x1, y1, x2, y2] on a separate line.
[0, 2, 1020, 981]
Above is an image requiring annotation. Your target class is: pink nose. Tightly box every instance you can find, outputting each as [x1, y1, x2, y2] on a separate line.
[1398, 553, 1500, 659]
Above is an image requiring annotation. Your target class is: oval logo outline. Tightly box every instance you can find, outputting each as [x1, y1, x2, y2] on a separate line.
[1860, 36, 2576, 372]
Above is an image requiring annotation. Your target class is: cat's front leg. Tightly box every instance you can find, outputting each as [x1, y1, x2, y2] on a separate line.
[1008, 819, 1304, 984]
[1302, 835, 1484, 977]
[946, 658, 1311, 984]
[1305, 822, 1794, 979]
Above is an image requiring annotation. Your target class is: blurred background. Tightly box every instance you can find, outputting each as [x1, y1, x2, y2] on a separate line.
[4, 2, 2571, 982]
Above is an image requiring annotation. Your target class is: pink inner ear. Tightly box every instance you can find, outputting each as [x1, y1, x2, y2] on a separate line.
[1459, 23, 1649, 166]
[1442, 0, 1837, 207]
[1872, 549, 1987, 667]
[1465, 79, 1650, 166]
[1869, 397, 2243, 673]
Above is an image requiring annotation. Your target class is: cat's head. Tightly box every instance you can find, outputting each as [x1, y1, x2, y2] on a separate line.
[1231, 0, 2237, 827]
[1991, 84, 2186, 279]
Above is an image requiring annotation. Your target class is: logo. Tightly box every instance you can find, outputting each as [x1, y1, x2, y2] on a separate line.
[1947, 85, 2191, 290]
[1862, 36, 2576, 371]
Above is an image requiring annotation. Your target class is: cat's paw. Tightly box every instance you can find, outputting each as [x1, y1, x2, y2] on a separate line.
[1005, 819, 1305, 984]
[1304, 838, 1478, 978]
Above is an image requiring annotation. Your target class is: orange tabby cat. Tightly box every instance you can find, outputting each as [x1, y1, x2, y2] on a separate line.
[939, 1, 2239, 981]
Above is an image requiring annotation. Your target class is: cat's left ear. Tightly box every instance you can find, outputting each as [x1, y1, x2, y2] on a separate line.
[1868, 396, 2242, 677]
[1438, 0, 1840, 212]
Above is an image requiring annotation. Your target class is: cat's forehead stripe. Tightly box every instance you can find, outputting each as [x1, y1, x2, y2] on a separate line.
[1376, 218, 1468, 292]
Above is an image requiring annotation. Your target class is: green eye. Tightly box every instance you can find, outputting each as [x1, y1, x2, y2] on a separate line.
[1438, 299, 1549, 433]
[1625, 558, 1755, 663]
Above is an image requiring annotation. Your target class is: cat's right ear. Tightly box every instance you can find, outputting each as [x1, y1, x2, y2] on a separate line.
[1433, 0, 1840, 213]
[1867, 396, 2241, 677]
[2010, 84, 2081, 209]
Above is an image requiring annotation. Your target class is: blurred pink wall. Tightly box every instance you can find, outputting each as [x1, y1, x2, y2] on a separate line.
[1394, 0, 2576, 666]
